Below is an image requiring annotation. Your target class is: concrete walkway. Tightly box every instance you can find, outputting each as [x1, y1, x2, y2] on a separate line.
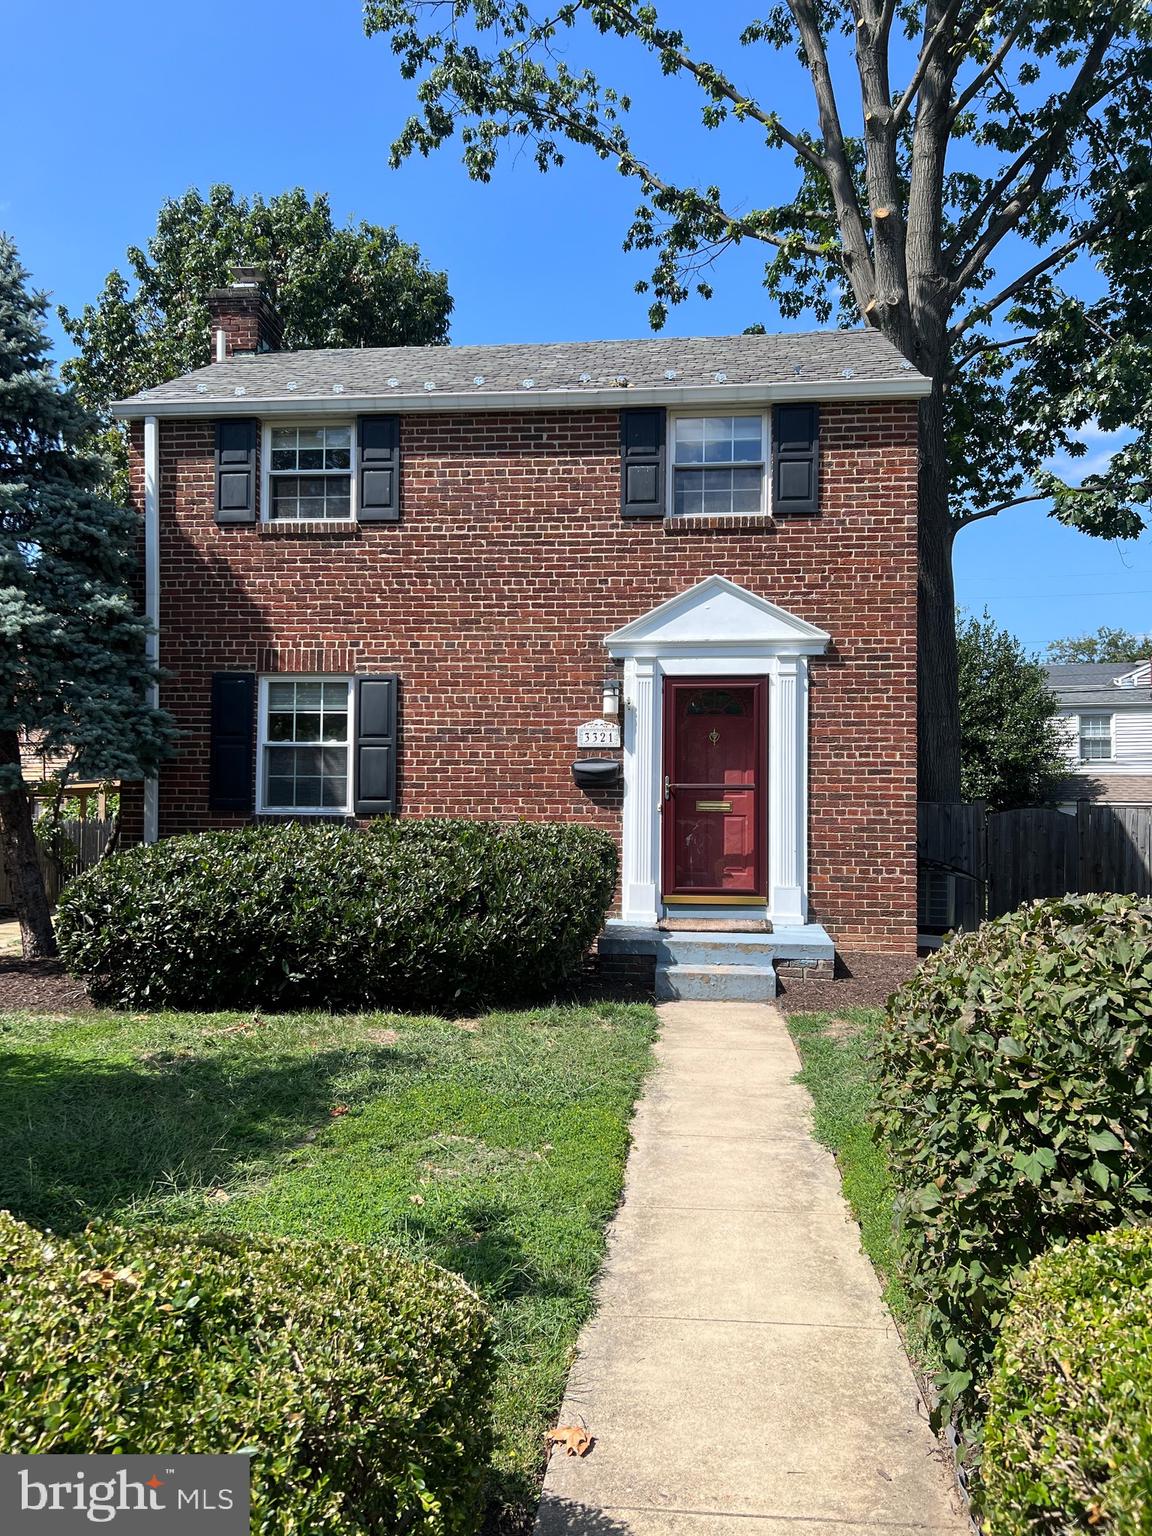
[536, 1001, 966, 1536]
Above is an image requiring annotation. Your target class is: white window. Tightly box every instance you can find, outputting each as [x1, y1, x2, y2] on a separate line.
[1079, 713, 1113, 761]
[258, 678, 353, 813]
[669, 413, 768, 518]
[265, 424, 353, 521]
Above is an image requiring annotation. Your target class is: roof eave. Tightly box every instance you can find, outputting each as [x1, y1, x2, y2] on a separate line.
[111, 373, 933, 420]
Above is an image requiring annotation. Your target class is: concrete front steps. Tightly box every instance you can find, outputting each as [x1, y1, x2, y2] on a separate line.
[599, 921, 834, 1001]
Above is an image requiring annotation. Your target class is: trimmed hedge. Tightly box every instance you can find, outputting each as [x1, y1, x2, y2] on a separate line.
[874, 894, 1152, 1423]
[983, 1226, 1152, 1535]
[0, 1212, 492, 1535]
[57, 818, 618, 1010]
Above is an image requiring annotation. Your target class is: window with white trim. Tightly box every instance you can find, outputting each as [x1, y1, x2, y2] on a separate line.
[1078, 713, 1113, 761]
[267, 424, 353, 520]
[669, 413, 768, 517]
[258, 678, 353, 812]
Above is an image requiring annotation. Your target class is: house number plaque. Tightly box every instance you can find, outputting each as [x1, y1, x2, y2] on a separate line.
[576, 720, 621, 748]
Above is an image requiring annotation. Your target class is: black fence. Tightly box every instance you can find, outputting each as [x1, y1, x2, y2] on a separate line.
[918, 801, 1152, 933]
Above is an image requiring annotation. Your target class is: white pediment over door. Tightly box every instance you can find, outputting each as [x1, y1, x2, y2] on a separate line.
[604, 575, 830, 657]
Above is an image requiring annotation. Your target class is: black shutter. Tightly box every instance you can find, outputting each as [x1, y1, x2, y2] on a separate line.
[772, 404, 820, 515]
[214, 419, 257, 524]
[357, 415, 400, 522]
[209, 673, 255, 813]
[620, 407, 666, 518]
[354, 675, 398, 815]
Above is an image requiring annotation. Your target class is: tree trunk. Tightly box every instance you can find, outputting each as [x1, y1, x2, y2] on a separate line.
[916, 383, 961, 801]
[0, 730, 58, 959]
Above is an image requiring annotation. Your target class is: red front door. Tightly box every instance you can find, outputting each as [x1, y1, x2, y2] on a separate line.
[662, 679, 767, 899]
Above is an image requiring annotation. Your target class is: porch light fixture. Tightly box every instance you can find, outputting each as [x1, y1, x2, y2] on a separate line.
[602, 674, 621, 717]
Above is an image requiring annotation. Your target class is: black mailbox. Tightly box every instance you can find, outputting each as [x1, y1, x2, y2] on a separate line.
[572, 758, 621, 791]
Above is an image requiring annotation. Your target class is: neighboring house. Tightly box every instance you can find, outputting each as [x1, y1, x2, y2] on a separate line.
[1046, 662, 1152, 805]
[18, 731, 116, 820]
[110, 269, 930, 997]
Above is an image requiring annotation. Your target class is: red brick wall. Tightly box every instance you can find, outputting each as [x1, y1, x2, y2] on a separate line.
[124, 403, 919, 952]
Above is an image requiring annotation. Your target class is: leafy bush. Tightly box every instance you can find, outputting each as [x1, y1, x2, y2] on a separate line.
[57, 818, 618, 1010]
[983, 1225, 1152, 1534]
[0, 1212, 492, 1535]
[874, 894, 1152, 1424]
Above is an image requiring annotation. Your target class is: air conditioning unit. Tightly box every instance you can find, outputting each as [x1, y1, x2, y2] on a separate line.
[918, 869, 957, 931]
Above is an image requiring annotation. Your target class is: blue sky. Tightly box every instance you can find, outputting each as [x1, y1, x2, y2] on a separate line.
[4, 0, 1149, 654]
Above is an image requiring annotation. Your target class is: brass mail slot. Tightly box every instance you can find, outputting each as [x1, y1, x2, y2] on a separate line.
[695, 799, 732, 812]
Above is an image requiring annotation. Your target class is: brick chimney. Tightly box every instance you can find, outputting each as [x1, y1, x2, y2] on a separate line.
[207, 266, 283, 360]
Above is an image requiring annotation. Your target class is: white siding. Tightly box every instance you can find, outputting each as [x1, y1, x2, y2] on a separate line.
[1115, 709, 1152, 765]
[1057, 706, 1152, 774]
[1054, 711, 1080, 766]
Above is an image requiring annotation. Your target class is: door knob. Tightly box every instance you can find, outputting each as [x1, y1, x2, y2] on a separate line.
[664, 775, 671, 801]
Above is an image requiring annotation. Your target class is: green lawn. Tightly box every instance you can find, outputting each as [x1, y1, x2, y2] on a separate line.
[785, 1008, 937, 1374]
[0, 1001, 657, 1530]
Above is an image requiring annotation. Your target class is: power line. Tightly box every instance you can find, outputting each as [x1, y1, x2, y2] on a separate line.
[977, 588, 1152, 601]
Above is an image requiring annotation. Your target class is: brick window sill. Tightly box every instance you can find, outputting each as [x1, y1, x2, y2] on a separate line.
[663, 514, 777, 534]
[258, 520, 361, 538]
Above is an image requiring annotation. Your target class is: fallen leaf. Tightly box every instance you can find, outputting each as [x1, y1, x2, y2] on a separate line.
[546, 1425, 594, 1458]
[80, 1266, 141, 1293]
[330, 1104, 350, 1118]
[205, 1188, 231, 1204]
[409, 1194, 425, 1206]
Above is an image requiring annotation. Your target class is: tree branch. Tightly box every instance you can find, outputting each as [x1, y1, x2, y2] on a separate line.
[946, 24, 1022, 125]
[596, 1, 827, 175]
[946, 28, 1124, 284]
[892, 0, 968, 128]
[954, 493, 1052, 527]
[509, 93, 829, 260]
[785, 0, 876, 309]
[949, 230, 1096, 340]
[952, 332, 1037, 371]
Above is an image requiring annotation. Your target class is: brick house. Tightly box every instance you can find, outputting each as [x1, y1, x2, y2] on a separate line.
[112, 272, 927, 997]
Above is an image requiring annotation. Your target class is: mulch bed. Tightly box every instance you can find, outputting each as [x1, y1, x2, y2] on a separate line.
[775, 948, 920, 1014]
[0, 959, 91, 1014]
[0, 947, 923, 1018]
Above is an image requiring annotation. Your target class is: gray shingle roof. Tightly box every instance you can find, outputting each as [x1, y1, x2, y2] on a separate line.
[1045, 662, 1152, 708]
[113, 329, 926, 412]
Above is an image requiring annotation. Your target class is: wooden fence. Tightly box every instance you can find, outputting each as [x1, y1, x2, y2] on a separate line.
[919, 801, 1152, 931]
[0, 818, 116, 911]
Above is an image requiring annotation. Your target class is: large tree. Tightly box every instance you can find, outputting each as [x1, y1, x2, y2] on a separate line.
[0, 237, 173, 959]
[364, 0, 1152, 796]
[958, 613, 1063, 808]
[1047, 624, 1152, 663]
[59, 186, 453, 497]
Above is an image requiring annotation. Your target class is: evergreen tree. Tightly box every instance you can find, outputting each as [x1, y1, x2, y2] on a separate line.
[958, 613, 1063, 810]
[1046, 625, 1152, 664]
[0, 236, 173, 958]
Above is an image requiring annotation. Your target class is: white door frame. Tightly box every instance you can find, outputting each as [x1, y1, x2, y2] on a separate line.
[604, 577, 829, 929]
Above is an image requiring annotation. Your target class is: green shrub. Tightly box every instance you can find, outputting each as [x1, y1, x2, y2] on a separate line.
[0, 1212, 492, 1535]
[874, 894, 1152, 1424]
[983, 1225, 1152, 1534]
[57, 818, 618, 1010]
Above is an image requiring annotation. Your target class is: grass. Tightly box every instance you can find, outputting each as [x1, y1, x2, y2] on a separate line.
[784, 1007, 937, 1374]
[0, 1000, 657, 1529]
